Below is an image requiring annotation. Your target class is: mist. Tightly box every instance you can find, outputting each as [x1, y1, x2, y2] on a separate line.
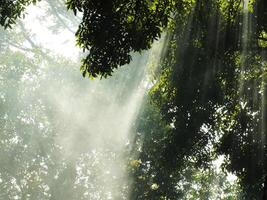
[0, 1, 167, 199]
[2, 0, 265, 199]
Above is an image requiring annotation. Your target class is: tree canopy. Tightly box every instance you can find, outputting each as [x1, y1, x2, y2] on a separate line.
[66, 0, 174, 77]
[140, 0, 267, 198]
[0, 0, 40, 28]
[1, 0, 174, 77]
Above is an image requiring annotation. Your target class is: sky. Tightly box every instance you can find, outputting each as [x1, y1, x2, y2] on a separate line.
[23, 1, 80, 60]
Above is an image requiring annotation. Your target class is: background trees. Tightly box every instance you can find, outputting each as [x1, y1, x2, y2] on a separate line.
[142, 0, 267, 198]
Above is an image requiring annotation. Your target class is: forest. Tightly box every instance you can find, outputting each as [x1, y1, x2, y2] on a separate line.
[0, 0, 267, 199]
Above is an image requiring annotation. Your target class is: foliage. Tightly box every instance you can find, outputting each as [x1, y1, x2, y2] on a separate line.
[1, 0, 267, 199]
[0, 0, 174, 77]
[129, 100, 242, 199]
[144, 0, 267, 199]
[66, 0, 174, 78]
[0, 0, 40, 28]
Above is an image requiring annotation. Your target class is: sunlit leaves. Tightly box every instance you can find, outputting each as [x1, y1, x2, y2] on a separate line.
[145, 0, 267, 198]
[258, 31, 267, 48]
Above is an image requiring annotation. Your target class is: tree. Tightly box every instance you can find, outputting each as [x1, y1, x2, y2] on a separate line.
[1, 0, 267, 199]
[0, 0, 40, 28]
[1, 0, 174, 78]
[147, 0, 267, 198]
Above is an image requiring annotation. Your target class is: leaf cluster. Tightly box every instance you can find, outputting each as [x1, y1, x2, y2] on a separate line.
[66, 0, 174, 78]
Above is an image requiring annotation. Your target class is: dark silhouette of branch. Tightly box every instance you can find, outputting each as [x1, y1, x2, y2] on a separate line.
[263, 176, 267, 200]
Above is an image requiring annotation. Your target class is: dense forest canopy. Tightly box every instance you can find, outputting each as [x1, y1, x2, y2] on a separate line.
[0, 0, 267, 199]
